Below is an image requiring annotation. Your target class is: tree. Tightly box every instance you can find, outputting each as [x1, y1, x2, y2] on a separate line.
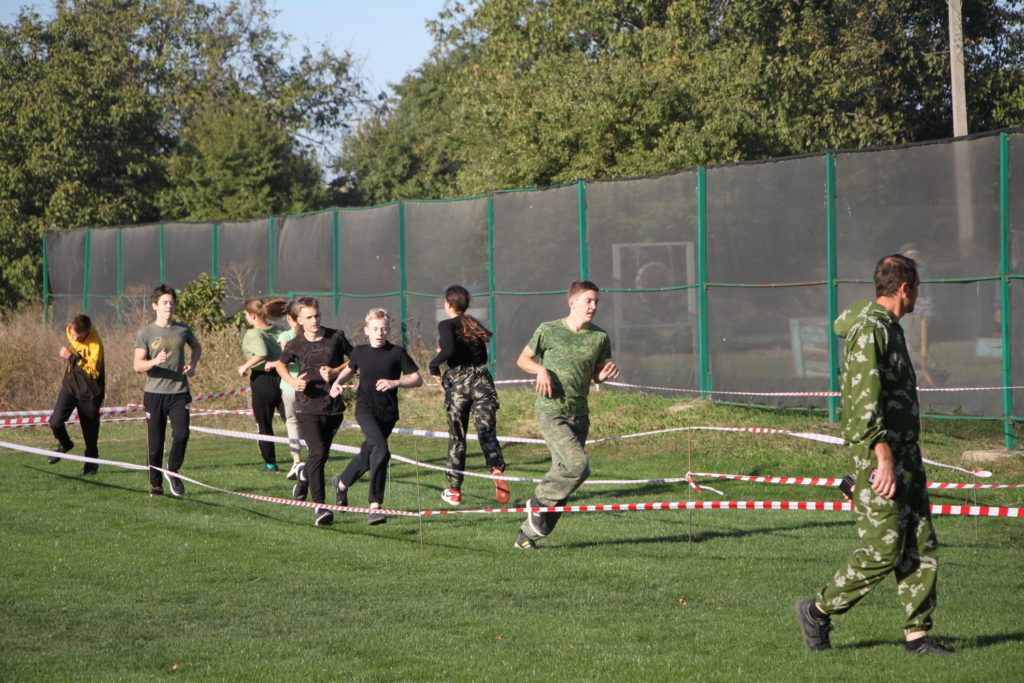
[341, 0, 1024, 205]
[0, 0, 370, 311]
[157, 94, 329, 220]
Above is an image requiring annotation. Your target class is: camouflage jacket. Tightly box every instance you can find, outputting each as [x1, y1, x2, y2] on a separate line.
[833, 299, 920, 447]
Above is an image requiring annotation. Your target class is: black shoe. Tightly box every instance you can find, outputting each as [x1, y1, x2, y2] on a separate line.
[48, 442, 73, 464]
[367, 509, 387, 525]
[81, 462, 98, 475]
[293, 463, 308, 501]
[314, 508, 334, 526]
[332, 473, 348, 507]
[905, 636, 954, 655]
[150, 486, 164, 496]
[795, 599, 832, 651]
[164, 471, 185, 497]
[525, 498, 551, 538]
[514, 531, 537, 550]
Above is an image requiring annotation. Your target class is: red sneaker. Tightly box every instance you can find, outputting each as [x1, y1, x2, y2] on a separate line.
[442, 488, 461, 506]
[493, 467, 510, 504]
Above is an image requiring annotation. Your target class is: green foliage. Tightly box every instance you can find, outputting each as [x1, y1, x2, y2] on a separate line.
[175, 273, 230, 333]
[343, 0, 1024, 205]
[0, 0, 370, 311]
[157, 95, 330, 220]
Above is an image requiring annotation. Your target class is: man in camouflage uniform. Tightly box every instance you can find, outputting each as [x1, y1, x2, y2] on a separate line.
[795, 254, 953, 655]
[513, 280, 620, 549]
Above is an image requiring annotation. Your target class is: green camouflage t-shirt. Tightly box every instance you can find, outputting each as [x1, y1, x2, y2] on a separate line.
[527, 319, 612, 417]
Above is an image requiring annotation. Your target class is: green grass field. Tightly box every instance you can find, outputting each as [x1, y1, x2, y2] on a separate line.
[2, 388, 1022, 681]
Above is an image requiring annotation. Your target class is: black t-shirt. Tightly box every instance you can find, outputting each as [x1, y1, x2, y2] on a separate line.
[279, 327, 352, 415]
[429, 316, 489, 376]
[349, 342, 419, 421]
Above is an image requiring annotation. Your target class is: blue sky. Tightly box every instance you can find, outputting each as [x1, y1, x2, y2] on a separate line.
[1, 0, 451, 95]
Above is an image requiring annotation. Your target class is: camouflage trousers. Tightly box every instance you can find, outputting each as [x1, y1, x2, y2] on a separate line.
[443, 365, 505, 490]
[817, 441, 939, 635]
[520, 409, 590, 541]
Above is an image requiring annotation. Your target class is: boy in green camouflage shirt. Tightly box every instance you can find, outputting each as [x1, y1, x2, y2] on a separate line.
[513, 280, 619, 549]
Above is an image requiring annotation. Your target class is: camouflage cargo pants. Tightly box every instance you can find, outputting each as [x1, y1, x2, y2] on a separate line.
[443, 365, 505, 490]
[817, 442, 938, 635]
[520, 409, 590, 541]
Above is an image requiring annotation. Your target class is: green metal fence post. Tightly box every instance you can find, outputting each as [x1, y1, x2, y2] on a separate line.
[398, 201, 408, 346]
[82, 227, 92, 314]
[826, 153, 840, 422]
[42, 233, 49, 323]
[333, 209, 340, 317]
[116, 229, 123, 323]
[159, 223, 166, 283]
[578, 180, 588, 280]
[487, 194, 497, 378]
[268, 216, 276, 295]
[999, 133, 1017, 449]
[210, 223, 219, 280]
[696, 167, 710, 398]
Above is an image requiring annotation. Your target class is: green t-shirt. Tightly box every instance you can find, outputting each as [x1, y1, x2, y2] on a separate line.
[277, 328, 300, 391]
[134, 321, 199, 395]
[241, 324, 283, 372]
[527, 319, 612, 417]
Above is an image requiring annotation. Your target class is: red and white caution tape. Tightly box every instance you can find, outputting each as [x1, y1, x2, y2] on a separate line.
[687, 472, 1022, 490]
[2, 440, 1020, 518]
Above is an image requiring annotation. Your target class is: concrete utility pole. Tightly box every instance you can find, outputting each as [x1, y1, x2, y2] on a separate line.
[948, 0, 968, 136]
[948, 0, 973, 256]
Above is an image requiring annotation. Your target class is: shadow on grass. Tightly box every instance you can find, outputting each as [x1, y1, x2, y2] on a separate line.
[562, 518, 850, 548]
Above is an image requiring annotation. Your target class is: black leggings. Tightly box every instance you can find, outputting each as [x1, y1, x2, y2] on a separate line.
[297, 411, 344, 504]
[339, 411, 396, 505]
[249, 370, 284, 465]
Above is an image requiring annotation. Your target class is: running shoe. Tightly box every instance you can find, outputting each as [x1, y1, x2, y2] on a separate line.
[292, 463, 308, 501]
[150, 486, 164, 496]
[164, 471, 185, 497]
[367, 508, 387, 525]
[441, 488, 461, 506]
[48, 442, 73, 464]
[285, 461, 302, 480]
[905, 636, 955, 655]
[314, 508, 334, 526]
[513, 531, 537, 550]
[332, 473, 348, 507]
[493, 468, 510, 504]
[795, 599, 832, 651]
[81, 462, 99, 476]
[264, 463, 280, 473]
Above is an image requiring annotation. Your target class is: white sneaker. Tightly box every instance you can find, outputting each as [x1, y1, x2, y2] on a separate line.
[286, 461, 302, 480]
[441, 488, 461, 506]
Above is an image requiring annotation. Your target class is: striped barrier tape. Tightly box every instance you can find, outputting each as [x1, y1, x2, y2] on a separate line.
[2, 440, 1020, 518]
[687, 472, 1021, 490]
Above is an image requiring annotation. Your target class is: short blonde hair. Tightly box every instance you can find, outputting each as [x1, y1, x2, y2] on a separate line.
[365, 308, 390, 325]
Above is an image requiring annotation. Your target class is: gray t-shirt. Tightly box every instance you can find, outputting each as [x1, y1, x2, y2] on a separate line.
[135, 321, 199, 394]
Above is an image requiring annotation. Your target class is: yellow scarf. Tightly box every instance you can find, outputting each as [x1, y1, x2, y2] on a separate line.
[67, 325, 104, 380]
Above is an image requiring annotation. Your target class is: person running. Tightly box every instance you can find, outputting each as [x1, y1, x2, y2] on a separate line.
[275, 297, 351, 526]
[429, 285, 508, 506]
[238, 297, 288, 473]
[133, 284, 202, 497]
[513, 280, 619, 550]
[276, 300, 305, 480]
[795, 254, 952, 655]
[329, 309, 422, 525]
[47, 314, 105, 475]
